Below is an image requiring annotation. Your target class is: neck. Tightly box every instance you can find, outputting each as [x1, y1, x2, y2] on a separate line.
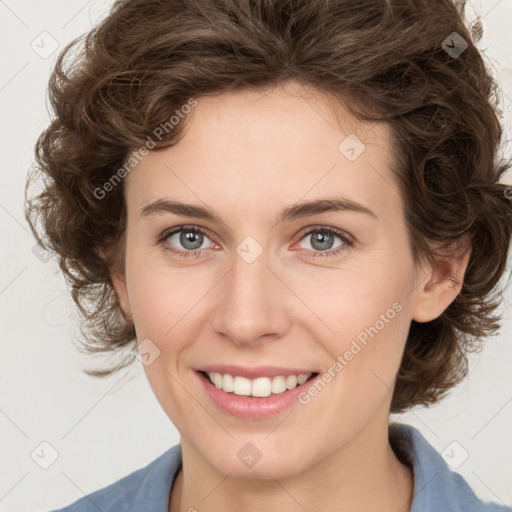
[169, 420, 414, 512]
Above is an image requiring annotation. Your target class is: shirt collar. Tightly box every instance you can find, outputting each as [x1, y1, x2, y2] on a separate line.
[390, 422, 508, 511]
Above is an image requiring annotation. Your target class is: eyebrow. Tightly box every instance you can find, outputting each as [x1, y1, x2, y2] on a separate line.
[139, 197, 377, 223]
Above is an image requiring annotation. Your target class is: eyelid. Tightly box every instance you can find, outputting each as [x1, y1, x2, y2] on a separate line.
[295, 224, 354, 244]
[291, 225, 355, 257]
[157, 224, 215, 243]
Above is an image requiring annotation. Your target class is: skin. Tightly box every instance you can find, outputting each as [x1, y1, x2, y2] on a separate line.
[109, 81, 471, 512]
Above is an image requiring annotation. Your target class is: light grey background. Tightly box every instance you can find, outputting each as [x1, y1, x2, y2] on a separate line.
[1, 1, 511, 511]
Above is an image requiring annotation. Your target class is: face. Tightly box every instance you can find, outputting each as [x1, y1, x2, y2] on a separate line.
[111, 81, 452, 479]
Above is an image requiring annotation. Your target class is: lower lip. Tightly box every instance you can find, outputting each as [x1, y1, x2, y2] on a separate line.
[196, 371, 319, 419]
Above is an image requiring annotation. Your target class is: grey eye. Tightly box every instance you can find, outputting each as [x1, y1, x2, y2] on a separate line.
[300, 230, 344, 252]
[167, 229, 214, 251]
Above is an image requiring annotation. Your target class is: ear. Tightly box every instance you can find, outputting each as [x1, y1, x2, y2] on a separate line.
[411, 235, 472, 323]
[101, 244, 133, 325]
[110, 270, 133, 324]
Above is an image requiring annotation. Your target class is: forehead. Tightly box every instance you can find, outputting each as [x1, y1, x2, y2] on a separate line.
[125, 82, 400, 222]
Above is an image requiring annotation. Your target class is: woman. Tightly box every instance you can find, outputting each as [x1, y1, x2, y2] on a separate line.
[25, 0, 512, 511]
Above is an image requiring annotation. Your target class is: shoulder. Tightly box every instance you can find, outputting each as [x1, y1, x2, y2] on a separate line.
[390, 423, 510, 512]
[45, 444, 182, 512]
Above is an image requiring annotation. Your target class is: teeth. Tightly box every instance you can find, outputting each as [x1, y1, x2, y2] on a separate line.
[297, 374, 309, 385]
[285, 375, 298, 389]
[233, 376, 251, 396]
[223, 373, 234, 392]
[206, 372, 313, 397]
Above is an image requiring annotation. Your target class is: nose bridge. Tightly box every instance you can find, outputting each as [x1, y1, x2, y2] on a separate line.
[211, 240, 289, 344]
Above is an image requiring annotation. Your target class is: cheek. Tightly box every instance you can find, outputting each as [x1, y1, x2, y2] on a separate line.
[125, 258, 204, 429]
[125, 252, 219, 361]
[290, 260, 407, 335]
[126, 248, 186, 330]
[289, 262, 410, 391]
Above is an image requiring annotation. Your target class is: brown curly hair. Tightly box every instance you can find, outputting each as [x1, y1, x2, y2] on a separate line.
[24, 0, 512, 413]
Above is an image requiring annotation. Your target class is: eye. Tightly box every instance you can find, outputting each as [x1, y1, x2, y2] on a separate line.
[295, 226, 354, 258]
[157, 226, 216, 258]
[157, 225, 354, 259]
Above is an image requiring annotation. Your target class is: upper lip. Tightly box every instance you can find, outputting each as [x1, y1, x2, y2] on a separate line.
[197, 365, 318, 379]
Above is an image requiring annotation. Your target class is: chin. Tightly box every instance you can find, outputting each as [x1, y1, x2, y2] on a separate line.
[202, 440, 310, 480]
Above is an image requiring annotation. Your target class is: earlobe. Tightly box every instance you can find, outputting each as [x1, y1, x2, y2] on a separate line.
[110, 271, 133, 324]
[411, 237, 472, 323]
[101, 239, 133, 325]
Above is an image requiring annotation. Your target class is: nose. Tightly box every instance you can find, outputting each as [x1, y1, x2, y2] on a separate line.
[210, 243, 291, 346]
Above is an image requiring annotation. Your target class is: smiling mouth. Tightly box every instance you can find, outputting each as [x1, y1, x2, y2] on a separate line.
[198, 370, 319, 398]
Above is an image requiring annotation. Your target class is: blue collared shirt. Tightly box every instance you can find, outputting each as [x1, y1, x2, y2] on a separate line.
[47, 423, 510, 511]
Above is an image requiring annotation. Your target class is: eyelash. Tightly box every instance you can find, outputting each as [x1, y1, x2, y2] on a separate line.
[156, 225, 355, 259]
